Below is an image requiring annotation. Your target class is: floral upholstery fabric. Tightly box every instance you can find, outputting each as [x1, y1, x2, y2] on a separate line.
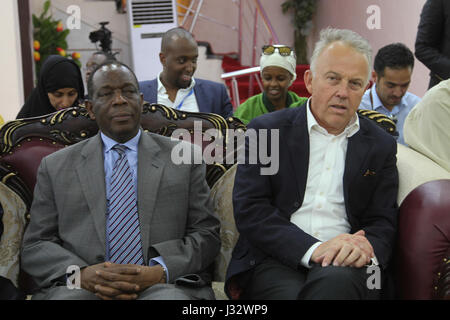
[0, 182, 27, 287]
[209, 164, 239, 300]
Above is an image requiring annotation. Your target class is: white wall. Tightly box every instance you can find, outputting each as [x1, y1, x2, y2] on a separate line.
[190, 0, 431, 97]
[0, 0, 24, 122]
[311, 0, 428, 97]
[195, 45, 226, 84]
[31, 0, 131, 90]
[190, 0, 294, 66]
[12, 0, 432, 117]
[25, 0, 295, 90]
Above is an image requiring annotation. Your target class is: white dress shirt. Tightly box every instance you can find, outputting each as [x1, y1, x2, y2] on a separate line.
[157, 72, 199, 112]
[290, 99, 360, 268]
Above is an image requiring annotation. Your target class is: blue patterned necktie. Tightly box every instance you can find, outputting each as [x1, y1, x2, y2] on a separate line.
[107, 144, 144, 265]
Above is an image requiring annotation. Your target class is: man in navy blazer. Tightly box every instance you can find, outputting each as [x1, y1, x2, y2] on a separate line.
[139, 28, 233, 119]
[225, 28, 398, 300]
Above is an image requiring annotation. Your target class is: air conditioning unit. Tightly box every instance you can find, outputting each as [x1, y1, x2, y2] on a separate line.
[127, 0, 178, 81]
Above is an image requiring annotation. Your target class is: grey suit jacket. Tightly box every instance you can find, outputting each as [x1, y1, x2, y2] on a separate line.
[21, 131, 221, 290]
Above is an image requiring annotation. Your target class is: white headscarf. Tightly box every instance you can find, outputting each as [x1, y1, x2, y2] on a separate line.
[260, 45, 297, 86]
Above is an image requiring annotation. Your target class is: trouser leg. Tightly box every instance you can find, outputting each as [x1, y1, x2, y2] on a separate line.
[138, 283, 215, 300]
[298, 264, 381, 300]
[32, 286, 100, 300]
[242, 257, 307, 300]
[241, 257, 381, 300]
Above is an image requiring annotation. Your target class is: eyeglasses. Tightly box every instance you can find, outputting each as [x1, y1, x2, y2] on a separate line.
[262, 45, 295, 57]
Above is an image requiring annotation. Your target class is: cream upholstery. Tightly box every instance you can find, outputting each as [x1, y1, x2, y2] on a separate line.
[396, 143, 450, 205]
[0, 182, 27, 287]
[209, 164, 239, 300]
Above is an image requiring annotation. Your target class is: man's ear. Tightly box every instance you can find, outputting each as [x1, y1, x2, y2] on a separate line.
[159, 52, 165, 66]
[372, 70, 378, 83]
[85, 100, 96, 120]
[304, 69, 313, 95]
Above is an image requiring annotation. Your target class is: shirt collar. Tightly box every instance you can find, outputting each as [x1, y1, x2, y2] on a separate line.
[101, 129, 141, 153]
[306, 98, 360, 138]
[157, 72, 196, 94]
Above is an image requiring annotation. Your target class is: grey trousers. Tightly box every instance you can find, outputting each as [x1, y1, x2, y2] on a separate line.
[32, 283, 215, 300]
[242, 257, 381, 300]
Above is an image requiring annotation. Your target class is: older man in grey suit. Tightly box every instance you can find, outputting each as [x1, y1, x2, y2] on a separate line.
[21, 61, 221, 300]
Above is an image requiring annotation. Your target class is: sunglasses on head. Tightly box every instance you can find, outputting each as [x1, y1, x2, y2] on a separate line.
[262, 45, 294, 57]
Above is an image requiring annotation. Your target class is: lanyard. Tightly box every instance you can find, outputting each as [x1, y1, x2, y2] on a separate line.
[369, 88, 374, 110]
[175, 88, 194, 110]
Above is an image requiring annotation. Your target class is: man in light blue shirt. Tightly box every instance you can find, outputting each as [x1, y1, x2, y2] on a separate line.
[359, 43, 421, 145]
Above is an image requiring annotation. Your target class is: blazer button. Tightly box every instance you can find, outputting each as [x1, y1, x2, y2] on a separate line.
[250, 260, 256, 266]
[96, 255, 104, 262]
[294, 202, 300, 208]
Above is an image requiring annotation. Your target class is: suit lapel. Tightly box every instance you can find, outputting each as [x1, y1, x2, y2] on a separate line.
[193, 80, 206, 113]
[285, 105, 310, 204]
[76, 134, 107, 252]
[137, 132, 164, 263]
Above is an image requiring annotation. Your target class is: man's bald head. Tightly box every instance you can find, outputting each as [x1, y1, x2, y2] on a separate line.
[159, 27, 198, 89]
[161, 27, 197, 54]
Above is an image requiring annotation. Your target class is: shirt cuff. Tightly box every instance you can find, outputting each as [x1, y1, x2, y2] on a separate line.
[300, 242, 322, 269]
[149, 256, 169, 283]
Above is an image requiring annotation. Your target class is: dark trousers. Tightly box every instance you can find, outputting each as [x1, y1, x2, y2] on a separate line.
[0, 277, 26, 300]
[242, 258, 381, 300]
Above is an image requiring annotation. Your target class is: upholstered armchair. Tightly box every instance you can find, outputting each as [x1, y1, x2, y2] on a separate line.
[395, 145, 450, 299]
[0, 103, 244, 296]
[360, 110, 450, 299]
[357, 110, 450, 297]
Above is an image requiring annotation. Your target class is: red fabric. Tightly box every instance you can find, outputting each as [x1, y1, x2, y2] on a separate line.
[396, 179, 450, 299]
[1, 138, 64, 194]
[226, 276, 243, 300]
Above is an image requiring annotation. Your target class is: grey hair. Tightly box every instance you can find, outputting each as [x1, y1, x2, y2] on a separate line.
[309, 28, 373, 84]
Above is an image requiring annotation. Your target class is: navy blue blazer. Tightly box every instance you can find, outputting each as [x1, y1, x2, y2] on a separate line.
[139, 78, 233, 118]
[225, 103, 399, 296]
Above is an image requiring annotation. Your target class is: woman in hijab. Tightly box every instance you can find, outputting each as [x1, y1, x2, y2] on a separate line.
[16, 55, 85, 119]
[233, 44, 308, 125]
